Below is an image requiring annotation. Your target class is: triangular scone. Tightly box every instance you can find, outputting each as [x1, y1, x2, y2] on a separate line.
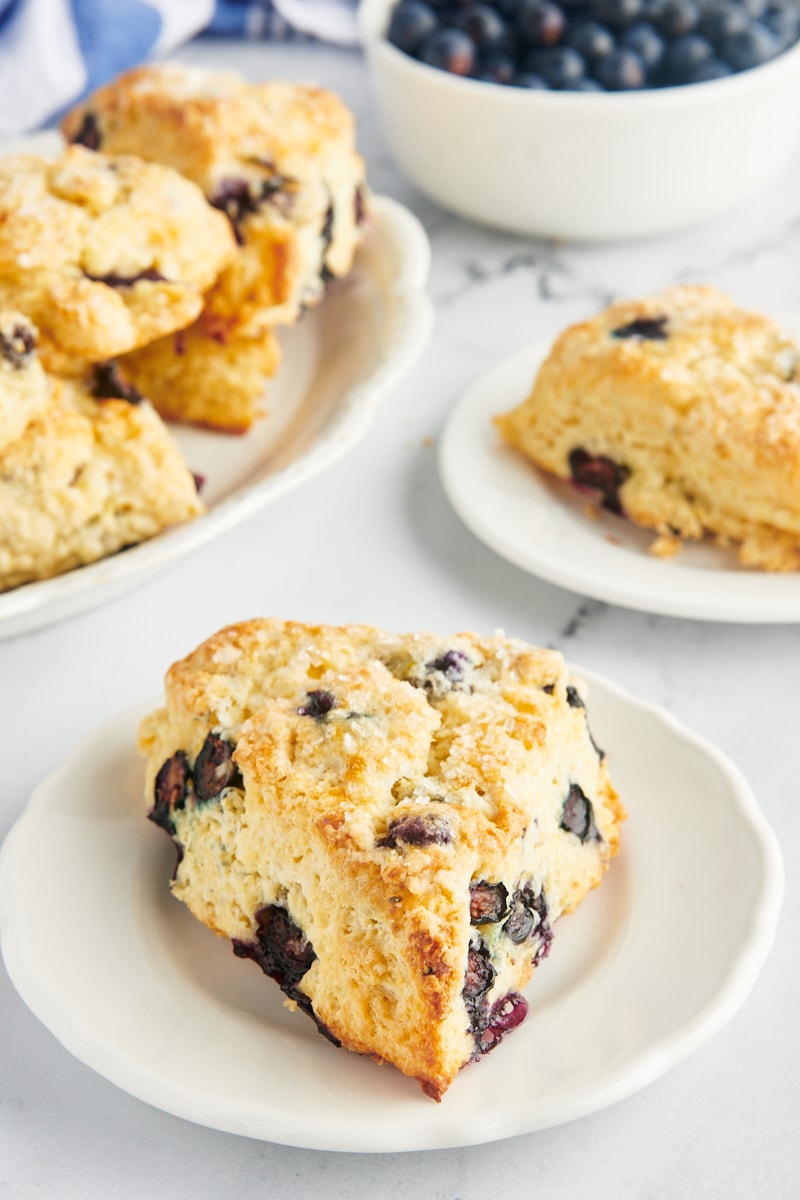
[138, 620, 624, 1101]
[495, 285, 800, 571]
[62, 64, 369, 332]
[0, 366, 203, 591]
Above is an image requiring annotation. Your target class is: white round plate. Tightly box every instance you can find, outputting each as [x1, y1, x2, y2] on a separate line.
[0, 672, 782, 1152]
[440, 317, 800, 622]
[0, 134, 433, 641]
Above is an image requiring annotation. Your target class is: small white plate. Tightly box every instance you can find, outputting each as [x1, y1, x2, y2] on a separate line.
[440, 319, 800, 623]
[0, 672, 782, 1152]
[0, 133, 433, 640]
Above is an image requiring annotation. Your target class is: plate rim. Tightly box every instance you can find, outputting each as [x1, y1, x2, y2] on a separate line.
[0, 668, 783, 1152]
[439, 327, 800, 624]
[0, 190, 434, 638]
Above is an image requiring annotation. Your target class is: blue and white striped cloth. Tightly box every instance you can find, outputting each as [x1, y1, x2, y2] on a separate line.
[0, 0, 360, 138]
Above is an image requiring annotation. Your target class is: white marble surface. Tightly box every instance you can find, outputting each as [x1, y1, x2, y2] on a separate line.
[2, 38, 799, 1199]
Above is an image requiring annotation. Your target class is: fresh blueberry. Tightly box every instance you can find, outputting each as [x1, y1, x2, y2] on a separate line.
[561, 783, 601, 841]
[685, 54, 735, 78]
[525, 45, 587, 85]
[516, 0, 567, 46]
[511, 69, 552, 84]
[387, 1, 439, 52]
[567, 20, 615, 60]
[565, 75, 606, 87]
[763, 0, 800, 47]
[193, 732, 242, 801]
[453, 2, 508, 46]
[381, 812, 453, 848]
[658, 0, 700, 35]
[699, 1, 750, 42]
[597, 45, 647, 86]
[470, 880, 510, 924]
[662, 32, 715, 78]
[419, 27, 477, 72]
[721, 18, 781, 65]
[474, 50, 517, 81]
[568, 447, 631, 514]
[592, 0, 645, 26]
[620, 21, 666, 68]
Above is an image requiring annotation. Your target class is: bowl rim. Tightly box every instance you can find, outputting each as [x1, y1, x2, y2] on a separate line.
[359, 0, 800, 108]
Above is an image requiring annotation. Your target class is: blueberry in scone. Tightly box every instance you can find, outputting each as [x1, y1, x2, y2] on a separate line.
[62, 63, 369, 332]
[0, 145, 235, 371]
[0, 311, 50, 453]
[495, 284, 800, 570]
[138, 619, 623, 1101]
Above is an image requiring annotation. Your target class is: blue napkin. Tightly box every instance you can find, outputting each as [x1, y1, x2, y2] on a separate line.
[0, 0, 360, 138]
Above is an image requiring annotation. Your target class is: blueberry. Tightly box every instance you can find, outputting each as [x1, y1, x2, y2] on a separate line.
[592, 0, 645, 26]
[662, 32, 714, 78]
[516, 0, 567, 46]
[0, 323, 35, 369]
[381, 812, 453, 848]
[470, 880, 510, 924]
[91, 362, 143, 405]
[568, 447, 631, 513]
[721, 18, 781, 65]
[699, 2, 750, 43]
[477, 991, 529, 1054]
[234, 904, 316, 989]
[597, 45, 647, 86]
[452, 2, 508, 46]
[411, 648, 473, 697]
[193, 732, 242, 801]
[687, 55, 735, 78]
[474, 50, 517, 81]
[565, 76, 606, 87]
[763, 0, 800, 47]
[612, 314, 669, 338]
[511, 70, 552, 84]
[297, 689, 336, 718]
[561, 783, 601, 841]
[640, 0, 666, 17]
[503, 884, 550, 945]
[419, 27, 476, 72]
[84, 267, 166, 288]
[658, 0, 700, 36]
[71, 111, 101, 150]
[462, 942, 496, 1033]
[428, 649, 470, 680]
[209, 175, 288, 244]
[566, 684, 585, 709]
[566, 20, 616, 61]
[620, 21, 666, 68]
[525, 45, 587, 85]
[150, 750, 190, 836]
[387, 1, 438, 53]
[742, 0, 768, 16]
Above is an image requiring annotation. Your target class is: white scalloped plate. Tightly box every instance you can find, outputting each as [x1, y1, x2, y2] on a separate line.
[0, 670, 782, 1151]
[0, 133, 433, 640]
[440, 316, 800, 622]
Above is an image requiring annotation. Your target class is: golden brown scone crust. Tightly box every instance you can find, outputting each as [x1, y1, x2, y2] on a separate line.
[0, 368, 203, 591]
[62, 63, 369, 330]
[138, 619, 623, 1101]
[119, 314, 281, 433]
[0, 145, 235, 369]
[0, 312, 50, 453]
[495, 285, 800, 571]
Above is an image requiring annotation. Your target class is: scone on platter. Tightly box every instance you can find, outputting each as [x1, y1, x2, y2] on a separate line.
[0, 145, 235, 372]
[495, 285, 800, 571]
[0, 312, 49, 452]
[138, 619, 624, 1101]
[0, 363, 203, 592]
[119, 313, 281, 433]
[62, 63, 369, 331]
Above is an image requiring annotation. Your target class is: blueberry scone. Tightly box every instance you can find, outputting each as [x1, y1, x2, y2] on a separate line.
[0, 145, 235, 371]
[0, 312, 50, 452]
[0, 364, 203, 591]
[62, 63, 369, 331]
[495, 285, 800, 571]
[138, 619, 623, 1101]
[119, 314, 281, 433]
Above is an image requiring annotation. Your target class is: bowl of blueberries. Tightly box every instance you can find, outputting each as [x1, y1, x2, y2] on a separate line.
[359, 0, 800, 238]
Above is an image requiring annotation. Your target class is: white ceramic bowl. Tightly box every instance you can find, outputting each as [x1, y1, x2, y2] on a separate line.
[360, 0, 800, 240]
